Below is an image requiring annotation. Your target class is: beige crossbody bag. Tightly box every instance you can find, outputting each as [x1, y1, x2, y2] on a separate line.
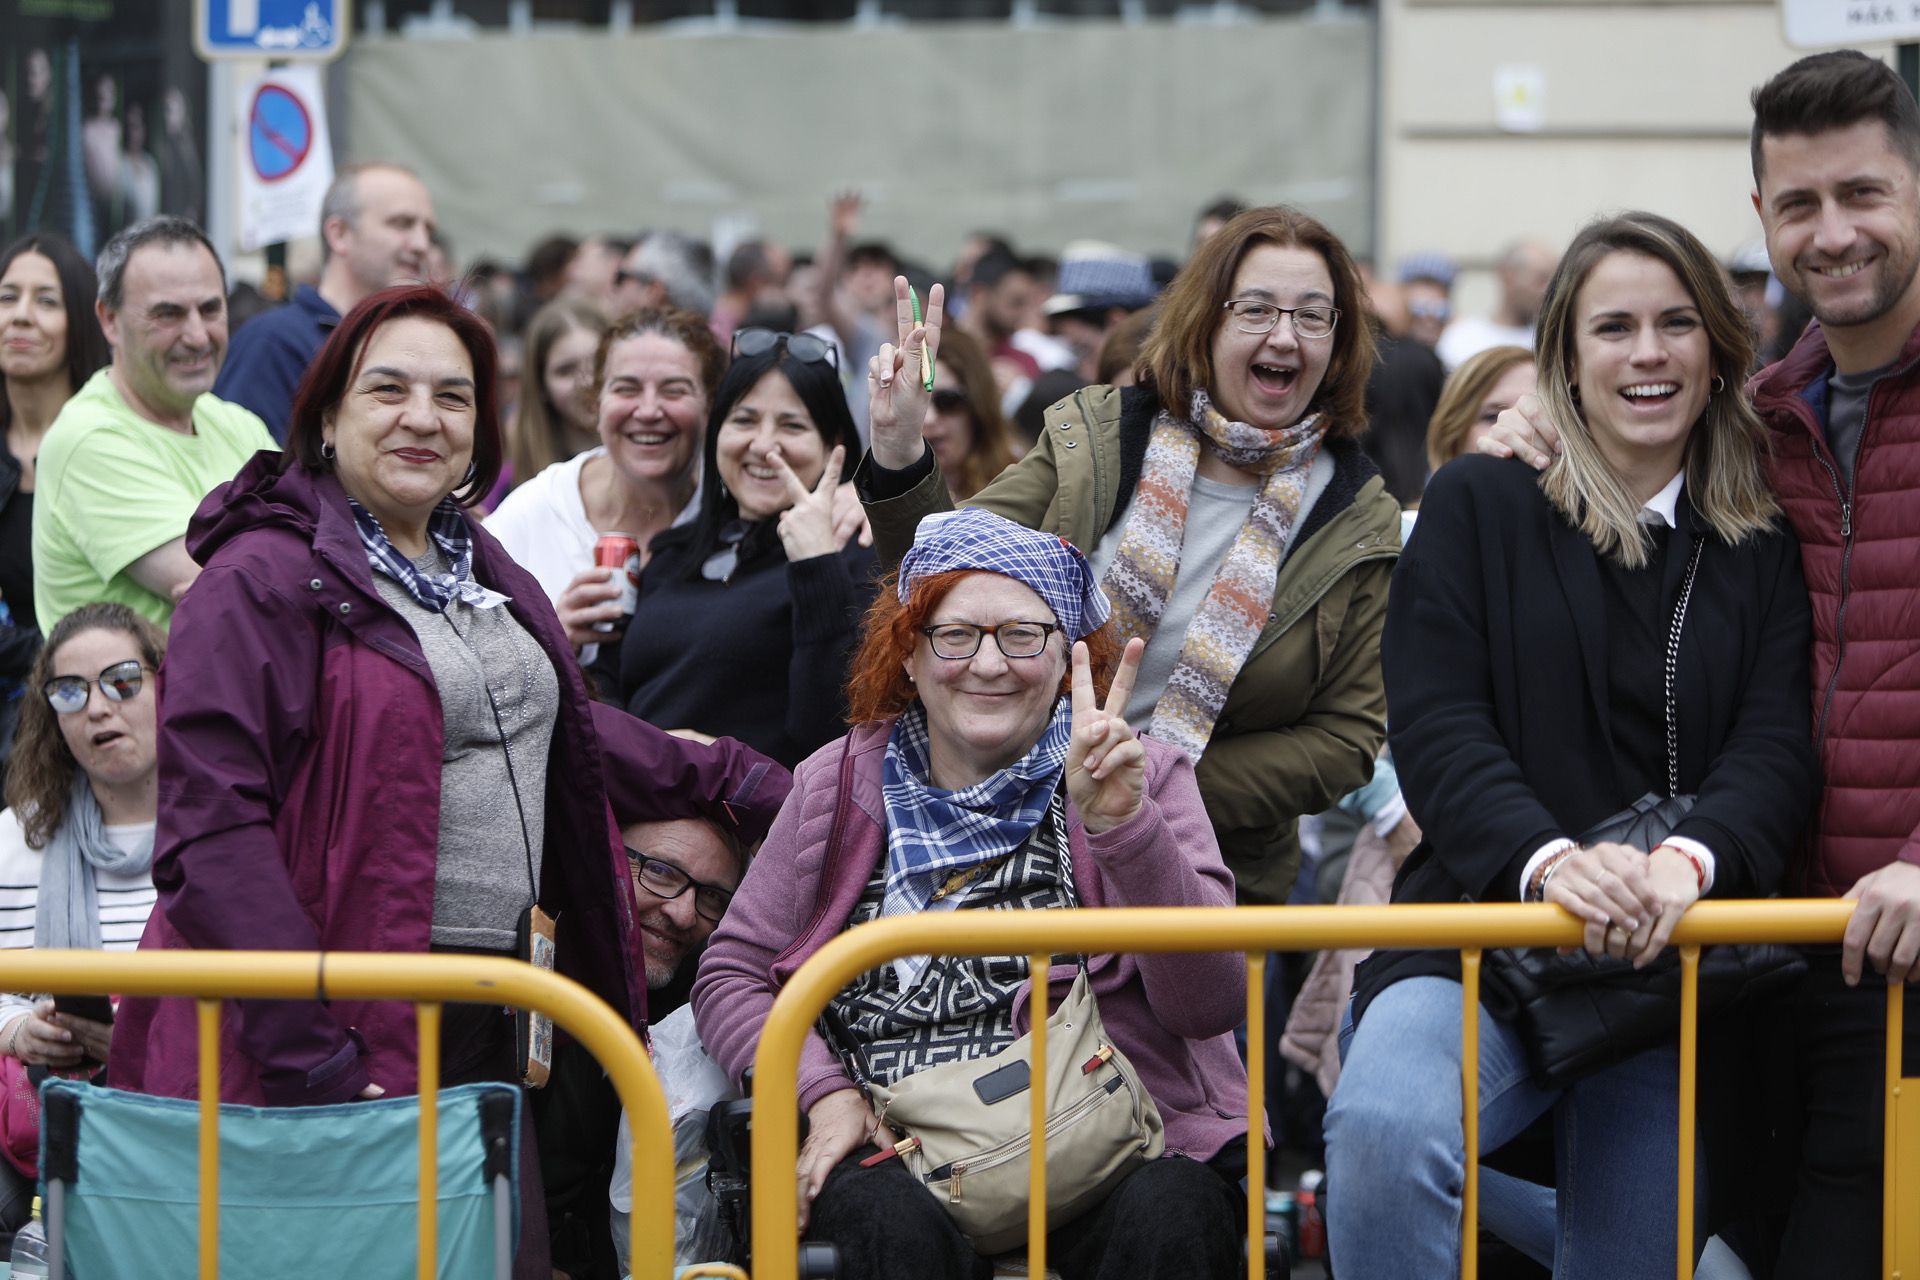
[819, 794, 1164, 1255]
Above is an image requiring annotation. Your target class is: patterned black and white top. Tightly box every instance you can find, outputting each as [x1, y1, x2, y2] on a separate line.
[824, 795, 1076, 1089]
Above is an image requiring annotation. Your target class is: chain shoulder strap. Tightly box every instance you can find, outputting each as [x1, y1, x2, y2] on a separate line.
[1664, 536, 1705, 798]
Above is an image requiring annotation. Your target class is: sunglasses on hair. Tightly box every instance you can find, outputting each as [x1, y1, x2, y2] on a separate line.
[731, 328, 838, 369]
[930, 388, 969, 414]
[44, 660, 153, 715]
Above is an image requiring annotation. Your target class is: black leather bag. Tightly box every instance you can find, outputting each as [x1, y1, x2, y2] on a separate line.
[1481, 540, 1805, 1089]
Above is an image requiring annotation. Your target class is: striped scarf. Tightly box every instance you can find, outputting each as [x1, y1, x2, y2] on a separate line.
[1098, 389, 1323, 762]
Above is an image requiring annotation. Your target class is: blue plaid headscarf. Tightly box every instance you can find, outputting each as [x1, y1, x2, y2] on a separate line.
[349, 497, 511, 612]
[897, 509, 1110, 639]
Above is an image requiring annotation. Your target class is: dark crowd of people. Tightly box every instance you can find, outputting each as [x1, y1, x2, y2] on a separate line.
[0, 44, 1915, 1280]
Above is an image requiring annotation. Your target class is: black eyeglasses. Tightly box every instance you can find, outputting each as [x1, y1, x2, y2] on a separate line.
[930, 388, 969, 414]
[44, 660, 153, 715]
[626, 849, 734, 923]
[920, 621, 1062, 660]
[731, 328, 838, 369]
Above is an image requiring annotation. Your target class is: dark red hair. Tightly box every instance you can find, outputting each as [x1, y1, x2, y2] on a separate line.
[284, 284, 503, 505]
[846, 569, 1121, 726]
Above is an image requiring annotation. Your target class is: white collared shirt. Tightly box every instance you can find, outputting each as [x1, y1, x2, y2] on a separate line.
[1638, 470, 1684, 529]
[1517, 469, 1716, 900]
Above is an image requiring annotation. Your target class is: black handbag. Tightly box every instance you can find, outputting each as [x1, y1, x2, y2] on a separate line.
[1481, 537, 1805, 1088]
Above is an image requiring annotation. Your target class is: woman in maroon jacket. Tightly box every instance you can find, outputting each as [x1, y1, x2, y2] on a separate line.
[108, 286, 787, 1275]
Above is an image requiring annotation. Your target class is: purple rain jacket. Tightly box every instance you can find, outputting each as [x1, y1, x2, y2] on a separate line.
[109, 452, 791, 1106]
[692, 721, 1261, 1164]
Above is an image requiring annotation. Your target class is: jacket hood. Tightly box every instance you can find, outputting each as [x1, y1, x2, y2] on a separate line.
[187, 451, 326, 566]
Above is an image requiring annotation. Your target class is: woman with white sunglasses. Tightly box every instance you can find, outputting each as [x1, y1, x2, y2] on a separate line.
[0, 603, 165, 1238]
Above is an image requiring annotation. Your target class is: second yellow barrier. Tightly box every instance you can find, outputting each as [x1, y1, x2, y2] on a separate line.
[750, 900, 1871, 1280]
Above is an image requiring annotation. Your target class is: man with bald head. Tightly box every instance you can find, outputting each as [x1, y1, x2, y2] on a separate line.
[214, 162, 436, 439]
[1434, 238, 1557, 371]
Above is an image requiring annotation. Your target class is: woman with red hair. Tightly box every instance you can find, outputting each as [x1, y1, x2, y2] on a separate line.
[694, 507, 1252, 1280]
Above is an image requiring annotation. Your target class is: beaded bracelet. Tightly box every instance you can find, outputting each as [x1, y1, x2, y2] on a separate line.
[1529, 845, 1580, 902]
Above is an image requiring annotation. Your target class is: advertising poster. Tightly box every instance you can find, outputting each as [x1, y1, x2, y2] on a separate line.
[2, 0, 208, 256]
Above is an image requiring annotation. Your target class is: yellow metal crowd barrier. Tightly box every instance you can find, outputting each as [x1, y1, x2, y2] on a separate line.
[0, 949, 675, 1280]
[751, 900, 1914, 1280]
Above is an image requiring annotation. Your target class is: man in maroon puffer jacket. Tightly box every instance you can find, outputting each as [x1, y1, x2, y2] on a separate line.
[1484, 49, 1920, 1279]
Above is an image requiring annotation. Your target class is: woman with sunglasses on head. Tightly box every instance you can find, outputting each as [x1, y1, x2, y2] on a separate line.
[860, 207, 1401, 906]
[920, 328, 1018, 502]
[0, 604, 163, 1235]
[601, 328, 877, 767]
[0, 236, 111, 782]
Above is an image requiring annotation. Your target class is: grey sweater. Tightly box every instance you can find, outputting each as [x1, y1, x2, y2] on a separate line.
[374, 550, 560, 950]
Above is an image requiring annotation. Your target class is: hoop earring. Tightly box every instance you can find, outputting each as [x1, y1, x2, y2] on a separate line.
[1711, 375, 1727, 395]
[1568, 386, 1581, 405]
[463, 463, 478, 486]
[320, 441, 336, 461]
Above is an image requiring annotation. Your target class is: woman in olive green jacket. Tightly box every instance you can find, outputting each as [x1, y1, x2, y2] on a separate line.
[857, 208, 1401, 903]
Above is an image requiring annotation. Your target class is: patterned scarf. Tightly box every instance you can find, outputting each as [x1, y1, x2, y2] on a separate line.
[880, 700, 1072, 988]
[1099, 389, 1323, 762]
[349, 497, 511, 612]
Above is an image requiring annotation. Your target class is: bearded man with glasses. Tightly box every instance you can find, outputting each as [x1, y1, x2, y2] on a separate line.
[544, 812, 746, 1278]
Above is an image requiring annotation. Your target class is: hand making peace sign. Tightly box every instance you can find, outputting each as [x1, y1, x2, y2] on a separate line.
[772, 445, 851, 562]
[867, 275, 945, 471]
[1066, 636, 1148, 835]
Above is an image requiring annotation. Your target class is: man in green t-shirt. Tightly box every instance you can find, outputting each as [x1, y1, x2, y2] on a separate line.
[33, 217, 277, 630]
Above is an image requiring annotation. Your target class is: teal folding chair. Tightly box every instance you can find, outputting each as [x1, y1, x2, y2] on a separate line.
[35, 1079, 520, 1279]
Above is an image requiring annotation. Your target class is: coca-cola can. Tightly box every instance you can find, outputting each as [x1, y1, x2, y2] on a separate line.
[592, 533, 641, 633]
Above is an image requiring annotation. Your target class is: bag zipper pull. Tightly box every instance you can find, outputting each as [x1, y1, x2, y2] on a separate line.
[1080, 1043, 1115, 1075]
[858, 1136, 919, 1168]
[950, 1161, 965, 1203]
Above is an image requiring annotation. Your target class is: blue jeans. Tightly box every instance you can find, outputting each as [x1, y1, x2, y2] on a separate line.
[1324, 976, 1689, 1280]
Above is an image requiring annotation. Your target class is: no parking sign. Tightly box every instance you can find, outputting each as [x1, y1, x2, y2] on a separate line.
[236, 64, 334, 251]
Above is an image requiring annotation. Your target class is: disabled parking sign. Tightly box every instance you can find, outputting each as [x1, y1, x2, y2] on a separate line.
[236, 65, 335, 251]
[196, 0, 350, 61]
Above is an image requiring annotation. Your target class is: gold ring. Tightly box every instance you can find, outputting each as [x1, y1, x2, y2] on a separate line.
[1607, 925, 1628, 943]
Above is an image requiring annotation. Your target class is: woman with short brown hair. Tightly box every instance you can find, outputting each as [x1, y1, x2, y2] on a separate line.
[858, 206, 1401, 904]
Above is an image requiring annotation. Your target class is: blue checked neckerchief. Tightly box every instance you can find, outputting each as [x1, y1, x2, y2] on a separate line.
[348, 496, 511, 613]
[880, 699, 1072, 988]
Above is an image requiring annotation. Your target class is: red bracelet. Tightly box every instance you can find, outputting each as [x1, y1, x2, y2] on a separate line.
[1655, 843, 1707, 892]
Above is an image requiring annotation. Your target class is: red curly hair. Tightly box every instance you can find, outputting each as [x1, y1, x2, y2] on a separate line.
[846, 569, 1122, 726]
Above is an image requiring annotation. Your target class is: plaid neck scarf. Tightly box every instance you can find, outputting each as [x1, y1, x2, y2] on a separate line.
[349, 497, 511, 613]
[880, 700, 1072, 987]
[1098, 389, 1323, 762]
